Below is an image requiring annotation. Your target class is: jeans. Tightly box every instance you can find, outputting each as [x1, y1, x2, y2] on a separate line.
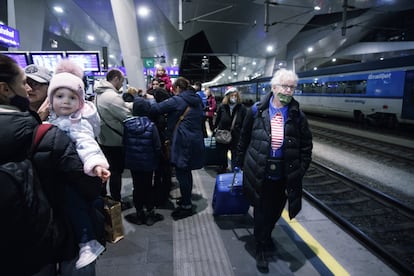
[100, 145, 124, 201]
[175, 168, 193, 206]
[64, 186, 95, 244]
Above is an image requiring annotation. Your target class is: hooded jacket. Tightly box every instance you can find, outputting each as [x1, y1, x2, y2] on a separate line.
[149, 90, 204, 169]
[94, 79, 131, 146]
[235, 92, 313, 219]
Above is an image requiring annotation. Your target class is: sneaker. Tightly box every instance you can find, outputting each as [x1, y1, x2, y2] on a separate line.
[76, 240, 105, 269]
[171, 206, 194, 220]
[146, 210, 164, 226]
[124, 210, 146, 225]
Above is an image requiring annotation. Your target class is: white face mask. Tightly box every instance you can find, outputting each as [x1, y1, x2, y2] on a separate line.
[230, 98, 237, 104]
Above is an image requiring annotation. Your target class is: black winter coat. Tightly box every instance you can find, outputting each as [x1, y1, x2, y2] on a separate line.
[215, 103, 247, 150]
[235, 93, 313, 219]
[0, 106, 101, 274]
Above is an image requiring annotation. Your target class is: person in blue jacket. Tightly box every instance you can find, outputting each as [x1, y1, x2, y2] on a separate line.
[145, 77, 204, 220]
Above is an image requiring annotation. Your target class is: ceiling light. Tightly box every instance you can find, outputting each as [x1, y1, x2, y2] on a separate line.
[332, 58, 336, 62]
[307, 47, 313, 53]
[314, 6, 321, 11]
[87, 35, 95, 41]
[266, 45, 273, 52]
[252, 61, 256, 65]
[54, 6, 64, 13]
[138, 6, 150, 17]
[147, 36, 155, 42]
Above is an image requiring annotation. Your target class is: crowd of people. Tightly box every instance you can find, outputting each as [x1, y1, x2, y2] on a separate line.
[1, 54, 312, 274]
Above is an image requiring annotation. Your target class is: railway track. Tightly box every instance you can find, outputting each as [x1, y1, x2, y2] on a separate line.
[310, 125, 414, 169]
[303, 161, 414, 275]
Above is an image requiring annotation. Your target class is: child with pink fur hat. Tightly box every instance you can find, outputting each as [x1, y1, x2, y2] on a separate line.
[47, 59, 109, 269]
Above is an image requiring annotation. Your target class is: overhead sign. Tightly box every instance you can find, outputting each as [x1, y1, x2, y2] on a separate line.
[143, 58, 155, 69]
[0, 24, 20, 48]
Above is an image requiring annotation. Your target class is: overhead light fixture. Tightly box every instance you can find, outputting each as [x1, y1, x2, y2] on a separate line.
[314, 6, 321, 11]
[307, 47, 313, 53]
[87, 35, 95, 41]
[266, 45, 273, 52]
[147, 36, 155, 42]
[138, 6, 150, 17]
[54, 6, 64, 13]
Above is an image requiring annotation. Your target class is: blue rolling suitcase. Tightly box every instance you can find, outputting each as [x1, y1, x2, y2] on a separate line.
[212, 171, 250, 216]
[204, 137, 221, 166]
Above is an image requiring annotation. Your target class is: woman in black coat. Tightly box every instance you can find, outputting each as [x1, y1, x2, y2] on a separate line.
[214, 87, 247, 172]
[235, 69, 313, 273]
[0, 54, 101, 276]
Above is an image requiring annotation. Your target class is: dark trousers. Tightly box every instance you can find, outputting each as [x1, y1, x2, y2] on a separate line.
[175, 168, 193, 206]
[131, 170, 155, 211]
[216, 142, 237, 170]
[253, 178, 287, 248]
[153, 157, 172, 206]
[64, 186, 95, 244]
[100, 145, 124, 202]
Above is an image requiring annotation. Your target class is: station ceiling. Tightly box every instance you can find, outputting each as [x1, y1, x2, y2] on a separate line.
[12, 0, 414, 83]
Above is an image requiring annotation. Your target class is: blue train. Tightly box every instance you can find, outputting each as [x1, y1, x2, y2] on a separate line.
[210, 55, 414, 127]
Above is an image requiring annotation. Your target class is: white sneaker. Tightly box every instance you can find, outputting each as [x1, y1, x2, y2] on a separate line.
[75, 240, 105, 269]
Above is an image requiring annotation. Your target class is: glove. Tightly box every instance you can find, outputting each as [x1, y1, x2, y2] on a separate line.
[233, 166, 241, 173]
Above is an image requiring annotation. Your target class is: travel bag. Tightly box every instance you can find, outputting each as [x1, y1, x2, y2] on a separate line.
[204, 136, 221, 166]
[212, 171, 250, 216]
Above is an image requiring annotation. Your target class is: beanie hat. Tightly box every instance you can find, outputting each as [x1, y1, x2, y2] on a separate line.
[47, 59, 85, 110]
[224, 87, 237, 96]
[132, 97, 150, 116]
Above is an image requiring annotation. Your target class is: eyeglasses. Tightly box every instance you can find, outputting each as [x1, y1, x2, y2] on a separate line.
[27, 79, 47, 89]
[276, 84, 296, 90]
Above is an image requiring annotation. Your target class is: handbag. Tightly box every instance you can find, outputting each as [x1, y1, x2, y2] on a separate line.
[215, 112, 238, 144]
[104, 197, 124, 243]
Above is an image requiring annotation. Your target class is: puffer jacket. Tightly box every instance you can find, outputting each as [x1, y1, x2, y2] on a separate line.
[236, 92, 313, 219]
[123, 116, 161, 171]
[0, 105, 102, 273]
[149, 90, 204, 170]
[94, 79, 132, 146]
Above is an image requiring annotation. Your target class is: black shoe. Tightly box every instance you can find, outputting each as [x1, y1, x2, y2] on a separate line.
[121, 201, 132, 211]
[124, 211, 146, 225]
[171, 206, 194, 220]
[146, 211, 164, 226]
[256, 250, 269, 273]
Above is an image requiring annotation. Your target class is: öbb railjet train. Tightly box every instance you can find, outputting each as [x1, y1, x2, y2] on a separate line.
[210, 55, 414, 127]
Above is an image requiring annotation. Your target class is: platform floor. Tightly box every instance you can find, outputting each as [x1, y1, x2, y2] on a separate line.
[95, 166, 397, 276]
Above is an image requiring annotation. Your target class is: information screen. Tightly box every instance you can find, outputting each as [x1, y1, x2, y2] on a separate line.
[66, 52, 100, 72]
[1, 52, 28, 68]
[29, 52, 64, 72]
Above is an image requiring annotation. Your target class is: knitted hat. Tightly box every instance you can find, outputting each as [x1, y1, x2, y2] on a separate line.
[224, 87, 237, 96]
[47, 59, 85, 110]
[132, 97, 150, 116]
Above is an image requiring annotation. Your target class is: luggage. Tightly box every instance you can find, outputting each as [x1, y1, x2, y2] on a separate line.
[212, 171, 250, 216]
[204, 136, 221, 166]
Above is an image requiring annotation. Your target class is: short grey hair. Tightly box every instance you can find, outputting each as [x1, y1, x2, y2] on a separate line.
[270, 68, 298, 85]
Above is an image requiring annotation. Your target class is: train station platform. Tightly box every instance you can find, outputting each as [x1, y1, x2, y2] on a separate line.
[95, 167, 397, 276]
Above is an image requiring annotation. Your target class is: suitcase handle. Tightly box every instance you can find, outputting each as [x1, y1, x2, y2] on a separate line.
[230, 170, 239, 192]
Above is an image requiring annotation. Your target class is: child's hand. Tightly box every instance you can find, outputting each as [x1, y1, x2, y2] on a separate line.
[93, 166, 111, 182]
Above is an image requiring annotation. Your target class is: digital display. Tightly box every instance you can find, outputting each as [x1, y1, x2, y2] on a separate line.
[66, 51, 100, 72]
[1, 52, 28, 68]
[29, 52, 64, 72]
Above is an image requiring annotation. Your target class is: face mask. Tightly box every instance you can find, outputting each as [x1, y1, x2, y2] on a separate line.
[10, 94, 30, 111]
[277, 93, 292, 106]
[230, 98, 237, 104]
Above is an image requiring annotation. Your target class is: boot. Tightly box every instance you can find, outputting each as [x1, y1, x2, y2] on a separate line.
[256, 245, 269, 273]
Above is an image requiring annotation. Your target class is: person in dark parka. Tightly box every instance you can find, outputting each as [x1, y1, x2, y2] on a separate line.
[235, 68, 313, 273]
[146, 77, 204, 220]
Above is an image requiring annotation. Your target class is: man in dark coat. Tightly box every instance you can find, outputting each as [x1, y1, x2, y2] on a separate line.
[235, 68, 313, 273]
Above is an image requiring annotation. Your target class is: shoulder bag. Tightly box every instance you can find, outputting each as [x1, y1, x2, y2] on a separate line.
[215, 112, 238, 144]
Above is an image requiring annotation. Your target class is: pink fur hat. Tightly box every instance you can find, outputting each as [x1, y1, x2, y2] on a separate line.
[47, 59, 85, 109]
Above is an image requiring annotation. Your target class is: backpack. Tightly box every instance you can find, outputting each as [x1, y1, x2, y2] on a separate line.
[0, 124, 53, 273]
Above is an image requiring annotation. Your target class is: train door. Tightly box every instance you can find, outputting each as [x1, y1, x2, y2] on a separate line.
[401, 70, 414, 120]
